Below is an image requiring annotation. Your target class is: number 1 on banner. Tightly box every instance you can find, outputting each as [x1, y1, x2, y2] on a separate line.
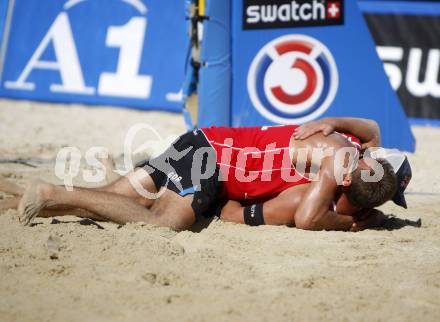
[99, 17, 152, 99]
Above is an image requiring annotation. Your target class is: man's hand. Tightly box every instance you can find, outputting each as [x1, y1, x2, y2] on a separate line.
[293, 117, 381, 150]
[293, 120, 335, 140]
[351, 209, 387, 232]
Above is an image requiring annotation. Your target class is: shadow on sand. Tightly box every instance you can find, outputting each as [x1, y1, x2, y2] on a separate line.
[190, 214, 423, 233]
[48, 218, 105, 229]
[379, 215, 422, 231]
[28, 214, 421, 233]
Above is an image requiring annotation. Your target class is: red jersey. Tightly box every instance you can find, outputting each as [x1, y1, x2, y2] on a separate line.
[201, 125, 361, 201]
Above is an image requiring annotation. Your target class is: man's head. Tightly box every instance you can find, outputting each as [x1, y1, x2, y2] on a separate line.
[368, 149, 412, 209]
[343, 158, 397, 209]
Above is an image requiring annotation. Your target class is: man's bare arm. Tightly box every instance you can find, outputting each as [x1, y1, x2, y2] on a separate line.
[292, 152, 358, 231]
[294, 117, 381, 149]
[219, 197, 296, 226]
[294, 182, 352, 230]
[220, 185, 356, 231]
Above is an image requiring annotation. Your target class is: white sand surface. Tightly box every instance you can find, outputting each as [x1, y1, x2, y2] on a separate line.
[0, 99, 439, 322]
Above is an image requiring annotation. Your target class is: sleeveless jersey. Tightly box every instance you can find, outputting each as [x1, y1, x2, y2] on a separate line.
[201, 125, 361, 200]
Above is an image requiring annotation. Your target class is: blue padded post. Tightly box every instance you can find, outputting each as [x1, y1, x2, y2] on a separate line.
[198, 0, 231, 127]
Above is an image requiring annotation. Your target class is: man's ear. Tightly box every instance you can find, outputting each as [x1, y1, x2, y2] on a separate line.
[342, 174, 352, 187]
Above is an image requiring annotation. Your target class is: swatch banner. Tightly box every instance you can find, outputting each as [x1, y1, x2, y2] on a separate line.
[364, 13, 440, 119]
[0, 0, 188, 112]
[229, 0, 415, 151]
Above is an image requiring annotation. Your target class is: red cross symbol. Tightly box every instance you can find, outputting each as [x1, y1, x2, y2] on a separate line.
[327, 2, 341, 19]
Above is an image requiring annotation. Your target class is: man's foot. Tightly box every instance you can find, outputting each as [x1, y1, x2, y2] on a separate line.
[101, 155, 120, 184]
[0, 178, 24, 196]
[18, 180, 53, 226]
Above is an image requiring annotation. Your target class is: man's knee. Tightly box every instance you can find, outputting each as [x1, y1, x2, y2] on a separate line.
[151, 198, 196, 231]
[136, 197, 151, 207]
[157, 209, 195, 231]
[172, 211, 196, 231]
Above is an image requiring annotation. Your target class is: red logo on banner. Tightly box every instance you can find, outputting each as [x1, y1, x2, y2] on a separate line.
[327, 2, 341, 19]
[247, 35, 339, 124]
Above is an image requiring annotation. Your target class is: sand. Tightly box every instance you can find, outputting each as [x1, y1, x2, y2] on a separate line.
[0, 99, 439, 322]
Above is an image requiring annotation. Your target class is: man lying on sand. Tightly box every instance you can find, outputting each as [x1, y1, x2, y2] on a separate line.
[218, 121, 412, 231]
[0, 117, 411, 231]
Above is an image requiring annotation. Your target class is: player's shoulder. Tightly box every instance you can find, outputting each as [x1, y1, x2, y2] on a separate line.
[324, 132, 361, 150]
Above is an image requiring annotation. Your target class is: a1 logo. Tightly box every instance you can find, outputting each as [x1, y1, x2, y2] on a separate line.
[5, 0, 152, 99]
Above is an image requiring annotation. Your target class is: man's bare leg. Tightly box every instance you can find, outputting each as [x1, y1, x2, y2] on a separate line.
[96, 168, 157, 208]
[0, 195, 105, 221]
[0, 165, 158, 222]
[102, 155, 121, 184]
[0, 190, 106, 220]
[0, 177, 113, 218]
[18, 176, 195, 231]
[1, 168, 157, 219]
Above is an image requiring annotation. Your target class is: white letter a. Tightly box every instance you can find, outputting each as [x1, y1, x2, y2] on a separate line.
[5, 12, 94, 94]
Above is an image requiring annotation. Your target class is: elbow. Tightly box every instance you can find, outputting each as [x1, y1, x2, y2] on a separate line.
[220, 209, 242, 224]
[369, 120, 381, 140]
[368, 119, 379, 128]
[220, 211, 234, 223]
[295, 215, 321, 231]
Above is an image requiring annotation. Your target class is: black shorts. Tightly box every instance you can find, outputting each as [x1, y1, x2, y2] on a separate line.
[138, 129, 222, 218]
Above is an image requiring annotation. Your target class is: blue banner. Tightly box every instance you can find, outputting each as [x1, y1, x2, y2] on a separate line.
[228, 0, 415, 151]
[0, 0, 189, 112]
[0, 1, 8, 51]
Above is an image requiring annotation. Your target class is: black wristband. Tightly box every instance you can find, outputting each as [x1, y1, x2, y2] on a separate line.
[243, 204, 265, 226]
